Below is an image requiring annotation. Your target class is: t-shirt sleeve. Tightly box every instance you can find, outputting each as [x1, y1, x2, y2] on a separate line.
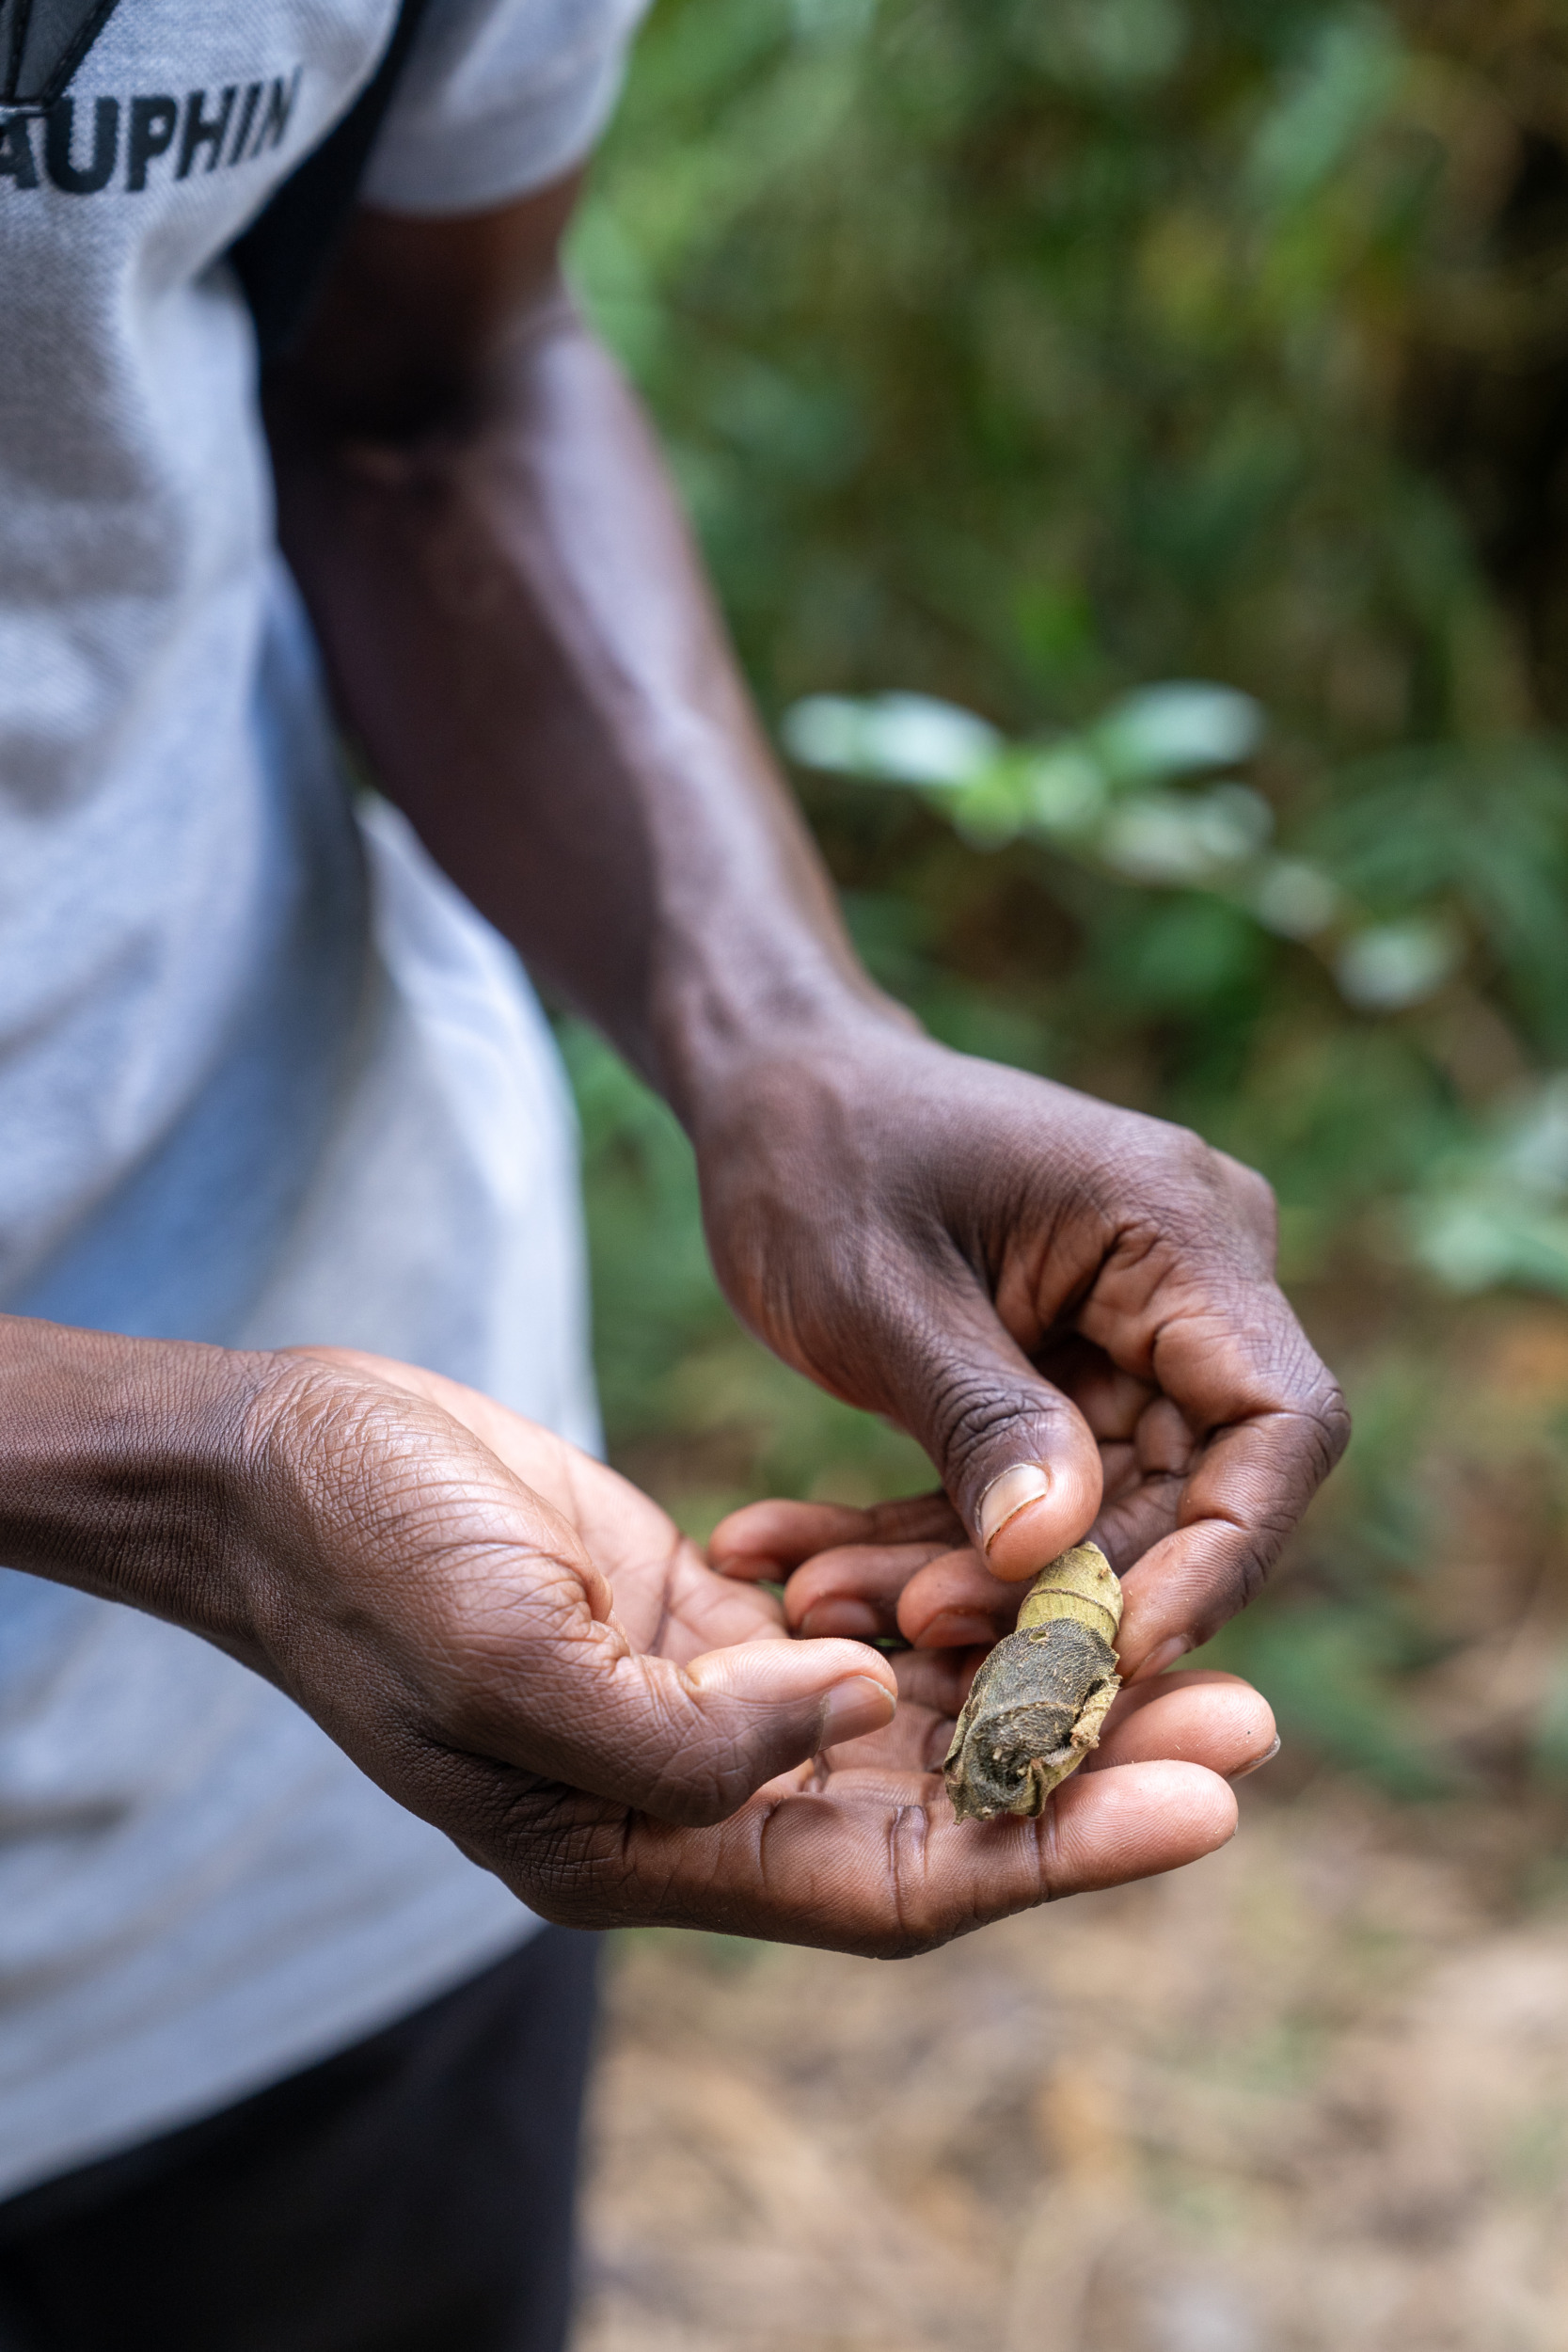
[359, 0, 652, 216]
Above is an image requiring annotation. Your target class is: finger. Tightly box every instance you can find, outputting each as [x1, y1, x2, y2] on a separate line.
[269, 1361, 902, 1843]
[787, 1541, 1022, 1650]
[878, 1291, 1106, 1583]
[526, 1757, 1236, 1950]
[888, 1644, 983, 1716]
[616, 1639, 898, 1823]
[819, 1701, 954, 1777]
[824, 1663, 1274, 1786]
[784, 1541, 1024, 1649]
[633, 1554, 788, 1661]
[1084, 1393, 1201, 1566]
[425, 1547, 899, 1829]
[1086, 1670, 1275, 1778]
[709, 1491, 961, 1580]
[897, 1549, 1022, 1648]
[1112, 1404, 1346, 1675]
[1035, 1335, 1157, 1442]
[1043, 1757, 1238, 1894]
[1072, 1248, 1347, 1665]
[783, 1539, 970, 1640]
[817, 1646, 980, 1774]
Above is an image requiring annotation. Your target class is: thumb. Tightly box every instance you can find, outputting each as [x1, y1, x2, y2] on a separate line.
[893, 1298, 1103, 1582]
[477, 1624, 899, 1828]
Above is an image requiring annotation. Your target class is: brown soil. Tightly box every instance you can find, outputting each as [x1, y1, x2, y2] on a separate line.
[578, 1780, 1568, 2352]
[577, 1294, 1568, 2350]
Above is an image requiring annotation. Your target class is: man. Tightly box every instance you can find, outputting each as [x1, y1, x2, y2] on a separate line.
[0, 0, 1346, 2344]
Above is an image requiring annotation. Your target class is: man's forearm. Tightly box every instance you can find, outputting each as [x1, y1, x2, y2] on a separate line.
[265, 245, 899, 1130]
[0, 1317, 275, 1647]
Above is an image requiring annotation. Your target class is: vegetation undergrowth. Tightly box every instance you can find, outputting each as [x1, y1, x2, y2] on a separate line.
[562, 0, 1568, 1810]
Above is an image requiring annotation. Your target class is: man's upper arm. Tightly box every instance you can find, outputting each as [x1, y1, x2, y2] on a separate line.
[279, 174, 585, 437]
[276, 0, 649, 431]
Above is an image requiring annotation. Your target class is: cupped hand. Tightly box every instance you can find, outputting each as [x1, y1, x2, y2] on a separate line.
[225, 1349, 1268, 1954]
[694, 1024, 1349, 1676]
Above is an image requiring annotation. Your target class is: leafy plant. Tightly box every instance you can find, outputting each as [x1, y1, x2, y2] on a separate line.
[561, 0, 1568, 1793]
[784, 679, 1568, 1302]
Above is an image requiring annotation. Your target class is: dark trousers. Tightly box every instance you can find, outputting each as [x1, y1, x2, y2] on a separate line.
[0, 1927, 601, 2352]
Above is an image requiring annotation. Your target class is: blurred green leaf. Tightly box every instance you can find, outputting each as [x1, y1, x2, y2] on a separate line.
[1089, 682, 1266, 783]
[563, 0, 1568, 1799]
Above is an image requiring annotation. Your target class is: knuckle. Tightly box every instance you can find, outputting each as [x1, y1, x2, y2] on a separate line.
[1212, 1144, 1276, 1219]
[925, 1365, 1037, 1478]
[1172, 1121, 1219, 1175]
[1243, 1164, 1277, 1219]
[1230, 1541, 1275, 1616]
[1234, 1165, 1279, 1247]
[1189, 1560, 1267, 1650]
[1210, 1493, 1307, 1632]
[1145, 1120, 1224, 1200]
[1143, 1127, 1279, 1256]
[1282, 1374, 1353, 1487]
[1316, 1383, 1354, 1469]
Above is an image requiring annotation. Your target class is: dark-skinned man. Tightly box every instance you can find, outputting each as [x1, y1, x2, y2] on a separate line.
[0, 3, 1345, 2346]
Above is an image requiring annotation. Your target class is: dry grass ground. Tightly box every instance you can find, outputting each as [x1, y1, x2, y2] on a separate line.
[575, 1297, 1568, 2351]
[578, 1784, 1568, 2352]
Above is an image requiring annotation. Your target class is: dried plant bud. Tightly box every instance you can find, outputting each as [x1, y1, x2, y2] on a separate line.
[942, 1542, 1122, 1821]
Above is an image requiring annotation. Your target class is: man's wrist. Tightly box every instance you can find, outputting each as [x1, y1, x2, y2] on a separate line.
[0, 1316, 284, 1654]
[660, 970, 924, 1151]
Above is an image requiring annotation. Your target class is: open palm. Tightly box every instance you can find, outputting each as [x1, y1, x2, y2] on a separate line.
[247, 1350, 1274, 1957]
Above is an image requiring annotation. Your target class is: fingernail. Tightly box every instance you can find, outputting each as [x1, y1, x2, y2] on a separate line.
[1231, 1734, 1281, 1782]
[818, 1676, 896, 1746]
[1131, 1634, 1193, 1683]
[978, 1463, 1052, 1554]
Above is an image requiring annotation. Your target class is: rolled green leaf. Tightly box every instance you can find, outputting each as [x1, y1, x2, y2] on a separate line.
[943, 1543, 1123, 1821]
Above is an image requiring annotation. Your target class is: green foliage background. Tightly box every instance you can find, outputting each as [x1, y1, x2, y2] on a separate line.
[562, 0, 1568, 1798]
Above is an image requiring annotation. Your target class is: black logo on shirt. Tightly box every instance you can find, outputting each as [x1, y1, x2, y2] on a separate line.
[0, 0, 121, 110]
[0, 0, 307, 197]
[0, 62, 303, 195]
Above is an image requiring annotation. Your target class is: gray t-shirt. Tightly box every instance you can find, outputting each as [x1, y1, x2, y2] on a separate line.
[0, 0, 644, 2199]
